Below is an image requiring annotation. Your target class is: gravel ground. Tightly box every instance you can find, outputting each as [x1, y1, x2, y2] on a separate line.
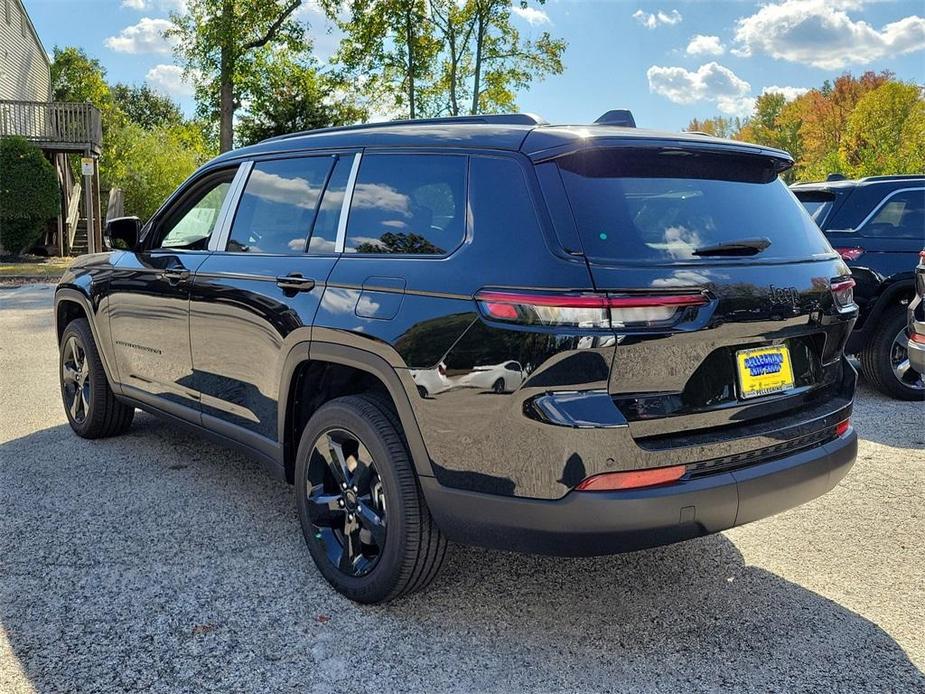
[1, 283, 923, 693]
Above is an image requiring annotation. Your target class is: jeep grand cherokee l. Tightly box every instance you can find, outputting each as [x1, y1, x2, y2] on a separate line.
[55, 113, 858, 603]
[792, 175, 925, 400]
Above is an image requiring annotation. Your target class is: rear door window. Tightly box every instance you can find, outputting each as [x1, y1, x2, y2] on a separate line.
[228, 157, 333, 254]
[555, 148, 833, 263]
[860, 189, 925, 239]
[344, 154, 467, 255]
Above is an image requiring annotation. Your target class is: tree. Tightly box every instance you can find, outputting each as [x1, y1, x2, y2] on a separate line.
[686, 116, 741, 139]
[326, 0, 565, 118]
[235, 51, 366, 145]
[50, 46, 113, 108]
[841, 82, 925, 177]
[0, 137, 60, 255]
[169, 0, 306, 152]
[111, 84, 184, 130]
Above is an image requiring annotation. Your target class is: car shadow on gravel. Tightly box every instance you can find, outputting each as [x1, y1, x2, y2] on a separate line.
[1, 417, 923, 692]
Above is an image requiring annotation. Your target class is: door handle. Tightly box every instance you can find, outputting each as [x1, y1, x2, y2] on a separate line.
[159, 269, 190, 284]
[276, 274, 316, 292]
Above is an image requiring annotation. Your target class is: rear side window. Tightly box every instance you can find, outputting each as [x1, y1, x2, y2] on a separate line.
[861, 189, 925, 239]
[344, 154, 467, 255]
[556, 148, 833, 263]
[794, 190, 837, 227]
[228, 157, 333, 253]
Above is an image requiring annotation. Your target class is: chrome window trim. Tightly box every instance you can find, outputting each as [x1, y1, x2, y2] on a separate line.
[852, 186, 925, 233]
[209, 161, 253, 252]
[334, 152, 362, 254]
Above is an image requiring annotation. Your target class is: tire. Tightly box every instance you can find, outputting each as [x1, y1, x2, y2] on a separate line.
[59, 318, 135, 438]
[859, 305, 925, 401]
[294, 395, 447, 603]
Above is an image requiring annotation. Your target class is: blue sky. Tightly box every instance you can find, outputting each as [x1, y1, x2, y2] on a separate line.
[27, 0, 925, 131]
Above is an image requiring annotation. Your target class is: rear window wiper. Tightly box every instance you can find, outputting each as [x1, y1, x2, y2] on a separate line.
[692, 237, 771, 257]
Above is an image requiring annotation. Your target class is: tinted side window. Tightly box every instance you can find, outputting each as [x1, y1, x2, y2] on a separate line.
[228, 157, 333, 253]
[345, 154, 467, 255]
[155, 170, 236, 250]
[862, 189, 925, 239]
[308, 155, 353, 254]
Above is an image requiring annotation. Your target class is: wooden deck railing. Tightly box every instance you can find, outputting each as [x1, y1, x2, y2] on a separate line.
[0, 100, 102, 153]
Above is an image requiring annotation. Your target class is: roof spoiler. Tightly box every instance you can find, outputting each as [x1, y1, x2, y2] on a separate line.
[594, 109, 636, 128]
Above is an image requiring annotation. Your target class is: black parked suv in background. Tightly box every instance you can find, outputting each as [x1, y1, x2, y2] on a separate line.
[909, 250, 925, 377]
[56, 113, 858, 603]
[792, 176, 925, 400]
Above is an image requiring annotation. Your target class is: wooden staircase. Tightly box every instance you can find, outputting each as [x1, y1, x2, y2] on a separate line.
[70, 219, 89, 255]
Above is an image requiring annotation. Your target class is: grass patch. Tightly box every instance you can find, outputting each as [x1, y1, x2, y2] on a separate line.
[0, 256, 73, 279]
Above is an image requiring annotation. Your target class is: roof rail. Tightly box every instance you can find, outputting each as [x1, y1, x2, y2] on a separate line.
[859, 174, 925, 182]
[261, 112, 548, 144]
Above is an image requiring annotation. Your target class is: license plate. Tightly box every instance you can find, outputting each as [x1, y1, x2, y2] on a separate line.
[735, 345, 795, 400]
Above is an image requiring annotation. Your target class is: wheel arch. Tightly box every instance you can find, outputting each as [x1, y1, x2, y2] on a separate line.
[54, 288, 120, 391]
[278, 340, 434, 485]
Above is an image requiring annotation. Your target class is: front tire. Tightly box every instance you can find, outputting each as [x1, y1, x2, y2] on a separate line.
[59, 318, 135, 437]
[295, 395, 446, 603]
[859, 306, 925, 401]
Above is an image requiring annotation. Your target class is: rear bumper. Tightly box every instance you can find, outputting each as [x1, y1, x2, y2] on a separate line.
[422, 429, 857, 556]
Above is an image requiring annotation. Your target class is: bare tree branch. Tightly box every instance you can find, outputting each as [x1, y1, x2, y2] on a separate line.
[242, 0, 301, 50]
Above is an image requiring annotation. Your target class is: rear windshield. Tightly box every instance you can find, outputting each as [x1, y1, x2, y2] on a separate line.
[555, 149, 833, 263]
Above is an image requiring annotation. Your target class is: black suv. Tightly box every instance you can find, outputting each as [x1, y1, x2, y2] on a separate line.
[792, 176, 925, 400]
[56, 114, 858, 603]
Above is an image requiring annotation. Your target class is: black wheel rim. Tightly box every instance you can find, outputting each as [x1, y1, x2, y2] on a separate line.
[305, 428, 387, 577]
[890, 328, 924, 391]
[62, 336, 90, 423]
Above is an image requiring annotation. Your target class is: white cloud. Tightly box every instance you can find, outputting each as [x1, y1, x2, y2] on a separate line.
[119, 0, 185, 11]
[762, 84, 810, 101]
[647, 61, 751, 107]
[512, 5, 551, 26]
[717, 95, 756, 117]
[105, 18, 175, 54]
[121, 0, 146, 9]
[686, 34, 725, 56]
[633, 8, 682, 29]
[146, 64, 195, 97]
[734, 0, 925, 69]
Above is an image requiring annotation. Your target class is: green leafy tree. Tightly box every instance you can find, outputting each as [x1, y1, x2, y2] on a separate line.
[111, 83, 184, 130]
[169, 0, 306, 152]
[0, 137, 60, 255]
[841, 82, 925, 177]
[326, 0, 564, 118]
[235, 51, 366, 145]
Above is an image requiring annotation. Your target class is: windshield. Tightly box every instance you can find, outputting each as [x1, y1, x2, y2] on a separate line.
[556, 149, 833, 263]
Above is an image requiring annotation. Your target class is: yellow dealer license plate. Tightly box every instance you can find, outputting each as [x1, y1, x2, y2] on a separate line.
[735, 345, 795, 400]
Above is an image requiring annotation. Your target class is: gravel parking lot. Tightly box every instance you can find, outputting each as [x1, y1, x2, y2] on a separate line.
[1, 283, 923, 693]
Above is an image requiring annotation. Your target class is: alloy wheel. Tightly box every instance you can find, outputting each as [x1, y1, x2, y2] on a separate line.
[305, 428, 387, 577]
[890, 328, 925, 391]
[62, 336, 91, 423]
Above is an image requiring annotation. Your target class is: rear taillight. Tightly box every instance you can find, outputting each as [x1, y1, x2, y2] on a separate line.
[910, 331, 925, 345]
[835, 247, 864, 261]
[575, 465, 687, 491]
[475, 290, 707, 329]
[830, 277, 856, 310]
[835, 419, 850, 437]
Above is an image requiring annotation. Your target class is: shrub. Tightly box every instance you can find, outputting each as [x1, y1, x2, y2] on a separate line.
[0, 136, 60, 254]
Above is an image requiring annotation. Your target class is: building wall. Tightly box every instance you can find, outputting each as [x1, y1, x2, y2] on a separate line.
[0, 0, 51, 101]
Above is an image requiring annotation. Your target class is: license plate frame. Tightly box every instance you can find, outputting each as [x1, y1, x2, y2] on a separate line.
[735, 345, 795, 400]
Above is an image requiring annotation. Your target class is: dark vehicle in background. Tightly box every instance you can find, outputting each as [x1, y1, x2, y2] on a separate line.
[792, 176, 925, 400]
[908, 251, 925, 377]
[55, 113, 858, 603]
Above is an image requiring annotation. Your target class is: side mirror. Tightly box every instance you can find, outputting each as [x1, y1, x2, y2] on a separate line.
[105, 216, 141, 250]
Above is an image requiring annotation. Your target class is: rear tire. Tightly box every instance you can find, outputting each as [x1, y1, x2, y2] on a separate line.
[859, 306, 925, 401]
[294, 395, 447, 603]
[59, 318, 135, 438]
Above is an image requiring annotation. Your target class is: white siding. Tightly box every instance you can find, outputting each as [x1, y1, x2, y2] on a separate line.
[0, 0, 51, 101]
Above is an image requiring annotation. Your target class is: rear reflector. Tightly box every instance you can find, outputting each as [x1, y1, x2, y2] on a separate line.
[835, 419, 850, 437]
[575, 465, 686, 492]
[831, 277, 856, 309]
[910, 331, 925, 345]
[835, 247, 864, 261]
[475, 290, 707, 329]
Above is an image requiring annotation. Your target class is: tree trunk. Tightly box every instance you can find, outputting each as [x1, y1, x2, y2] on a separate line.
[471, 15, 485, 115]
[405, 11, 416, 119]
[448, 26, 459, 116]
[219, 48, 234, 152]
